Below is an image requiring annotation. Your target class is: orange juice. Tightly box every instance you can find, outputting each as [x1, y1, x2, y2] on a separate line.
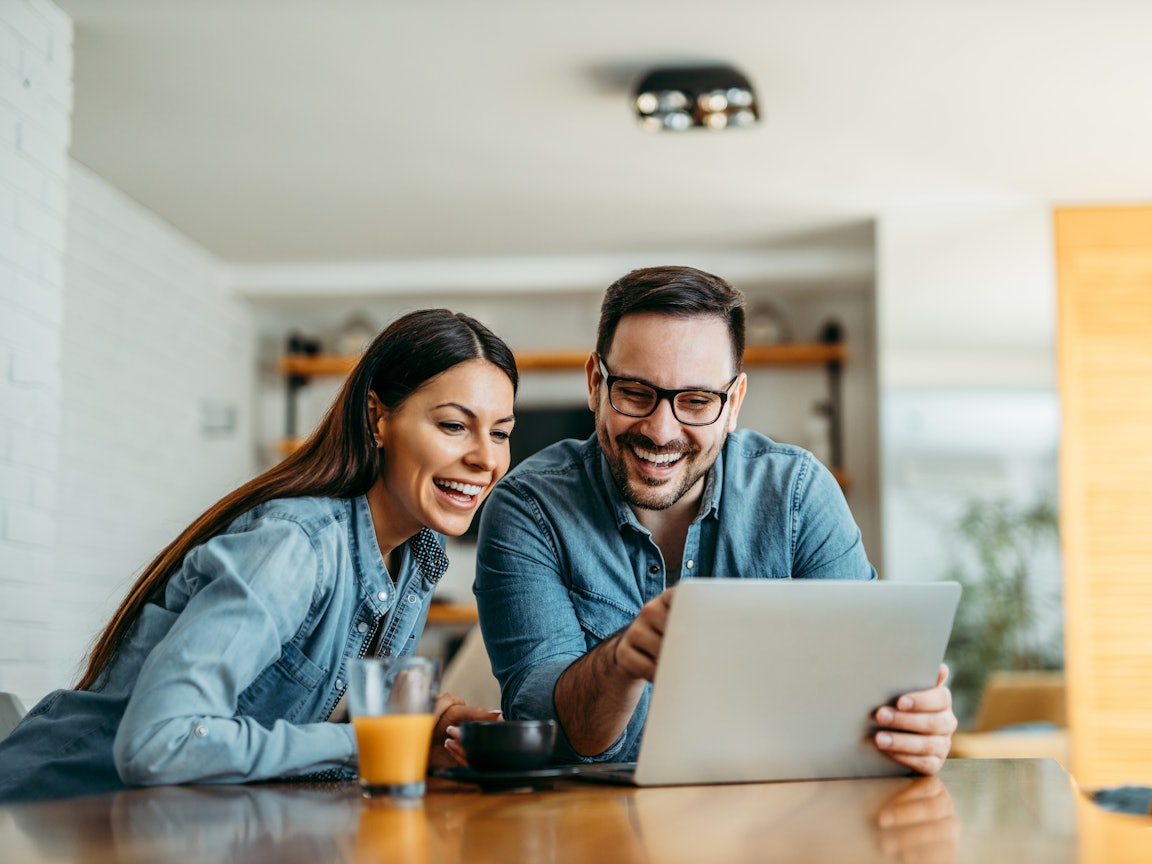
[354, 798, 430, 864]
[353, 713, 436, 786]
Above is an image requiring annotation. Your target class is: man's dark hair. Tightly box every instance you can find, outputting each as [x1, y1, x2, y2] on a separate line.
[596, 265, 746, 373]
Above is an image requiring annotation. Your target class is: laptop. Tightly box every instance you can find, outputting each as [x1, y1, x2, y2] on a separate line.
[575, 578, 961, 786]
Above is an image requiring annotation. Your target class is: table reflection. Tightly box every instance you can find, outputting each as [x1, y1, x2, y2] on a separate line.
[0, 760, 1136, 864]
[349, 796, 433, 863]
[627, 775, 957, 864]
[445, 790, 646, 864]
[4, 783, 359, 863]
[875, 777, 960, 864]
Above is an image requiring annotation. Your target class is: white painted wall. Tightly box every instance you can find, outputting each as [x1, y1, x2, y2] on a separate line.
[876, 203, 1060, 580]
[877, 204, 1056, 391]
[876, 205, 1061, 720]
[0, 0, 72, 708]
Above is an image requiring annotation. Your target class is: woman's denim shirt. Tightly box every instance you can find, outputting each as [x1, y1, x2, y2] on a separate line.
[474, 429, 876, 763]
[0, 495, 447, 802]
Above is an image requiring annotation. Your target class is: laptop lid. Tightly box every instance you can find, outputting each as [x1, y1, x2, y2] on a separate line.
[631, 579, 961, 786]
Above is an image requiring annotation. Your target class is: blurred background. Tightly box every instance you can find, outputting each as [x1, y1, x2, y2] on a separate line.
[4, 1, 1152, 767]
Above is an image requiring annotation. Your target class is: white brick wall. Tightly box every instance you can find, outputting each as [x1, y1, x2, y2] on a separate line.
[51, 164, 256, 696]
[0, 0, 72, 707]
[1, 2, 256, 707]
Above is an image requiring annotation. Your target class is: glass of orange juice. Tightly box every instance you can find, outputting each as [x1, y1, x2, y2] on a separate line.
[348, 656, 441, 798]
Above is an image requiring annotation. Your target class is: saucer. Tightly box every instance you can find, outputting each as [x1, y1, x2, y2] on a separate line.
[432, 765, 580, 791]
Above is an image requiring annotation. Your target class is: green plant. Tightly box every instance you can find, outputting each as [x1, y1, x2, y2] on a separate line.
[943, 496, 1063, 725]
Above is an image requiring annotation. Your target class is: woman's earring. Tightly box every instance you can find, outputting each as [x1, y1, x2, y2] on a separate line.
[373, 437, 384, 448]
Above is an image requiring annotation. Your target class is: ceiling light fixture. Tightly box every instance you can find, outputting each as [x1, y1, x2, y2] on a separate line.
[632, 65, 760, 132]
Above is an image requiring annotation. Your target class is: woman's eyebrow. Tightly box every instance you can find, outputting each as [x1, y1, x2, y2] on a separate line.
[434, 402, 515, 424]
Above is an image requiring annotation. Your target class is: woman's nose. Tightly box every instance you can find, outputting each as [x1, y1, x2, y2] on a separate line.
[467, 435, 499, 471]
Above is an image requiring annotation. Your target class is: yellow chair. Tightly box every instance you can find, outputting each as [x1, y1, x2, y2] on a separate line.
[950, 671, 1068, 763]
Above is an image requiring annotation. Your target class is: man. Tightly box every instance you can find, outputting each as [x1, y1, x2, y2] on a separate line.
[474, 265, 956, 775]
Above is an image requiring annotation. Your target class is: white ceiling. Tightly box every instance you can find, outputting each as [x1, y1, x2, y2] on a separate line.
[56, 0, 1152, 265]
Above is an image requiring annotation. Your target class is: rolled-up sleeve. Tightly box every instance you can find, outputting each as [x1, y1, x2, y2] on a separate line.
[114, 517, 356, 786]
[475, 479, 633, 760]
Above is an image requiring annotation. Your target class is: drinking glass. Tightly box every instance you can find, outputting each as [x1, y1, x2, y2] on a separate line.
[347, 656, 441, 798]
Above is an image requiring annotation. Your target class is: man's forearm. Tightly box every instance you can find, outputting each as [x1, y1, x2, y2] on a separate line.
[553, 632, 647, 757]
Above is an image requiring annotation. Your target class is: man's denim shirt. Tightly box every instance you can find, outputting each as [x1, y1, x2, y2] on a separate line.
[474, 429, 876, 764]
[0, 495, 447, 802]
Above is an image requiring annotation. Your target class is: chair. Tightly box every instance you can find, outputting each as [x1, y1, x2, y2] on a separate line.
[1, 691, 28, 741]
[441, 625, 502, 710]
[950, 671, 1068, 763]
[971, 670, 1066, 732]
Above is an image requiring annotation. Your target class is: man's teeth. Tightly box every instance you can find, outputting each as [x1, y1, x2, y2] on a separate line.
[634, 448, 683, 466]
[436, 480, 482, 496]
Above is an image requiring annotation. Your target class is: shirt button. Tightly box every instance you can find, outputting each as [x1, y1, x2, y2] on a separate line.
[357, 622, 369, 633]
[335, 678, 345, 690]
[686, 560, 695, 569]
[194, 725, 208, 737]
[377, 591, 387, 601]
[649, 565, 660, 574]
[407, 593, 417, 603]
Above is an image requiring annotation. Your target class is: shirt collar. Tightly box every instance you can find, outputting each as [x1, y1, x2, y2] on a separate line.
[699, 443, 724, 519]
[351, 497, 450, 595]
[408, 527, 449, 584]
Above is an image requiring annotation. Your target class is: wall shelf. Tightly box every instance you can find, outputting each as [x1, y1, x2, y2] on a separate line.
[276, 341, 851, 488]
[277, 343, 847, 377]
[426, 602, 479, 625]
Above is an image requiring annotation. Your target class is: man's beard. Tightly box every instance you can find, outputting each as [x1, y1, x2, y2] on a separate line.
[597, 421, 715, 512]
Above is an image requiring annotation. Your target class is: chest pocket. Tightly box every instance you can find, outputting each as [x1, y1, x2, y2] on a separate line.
[236, 641, 326, 725]
[568, 588, 637, 644]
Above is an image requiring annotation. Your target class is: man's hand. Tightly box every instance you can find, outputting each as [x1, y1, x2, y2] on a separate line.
[872, 664, 958, 776]
[874, 776, 959, 864]
[427, 693, 502, 770]
[613, 589, 674, 682]
[554, 587, 676, 756]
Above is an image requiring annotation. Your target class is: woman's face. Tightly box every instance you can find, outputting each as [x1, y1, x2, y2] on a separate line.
[371, 359, 516, 544]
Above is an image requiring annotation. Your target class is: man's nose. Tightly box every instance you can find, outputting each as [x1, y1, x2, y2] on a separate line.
[635, 396, 683, 446]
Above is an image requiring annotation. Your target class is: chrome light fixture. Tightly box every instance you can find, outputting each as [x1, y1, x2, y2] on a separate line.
[632, 65, 760, 132]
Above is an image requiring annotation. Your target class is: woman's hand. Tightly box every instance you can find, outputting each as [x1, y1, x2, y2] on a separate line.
[427, 693, 502, 770]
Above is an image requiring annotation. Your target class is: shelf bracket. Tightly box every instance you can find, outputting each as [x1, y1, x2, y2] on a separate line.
[820, 320, 845, 473]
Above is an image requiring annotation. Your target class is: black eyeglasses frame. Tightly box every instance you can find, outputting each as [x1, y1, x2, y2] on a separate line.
[597, 358, 739, 427]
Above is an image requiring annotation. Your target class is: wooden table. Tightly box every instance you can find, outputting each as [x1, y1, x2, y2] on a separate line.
[0, 760, 1147, 863]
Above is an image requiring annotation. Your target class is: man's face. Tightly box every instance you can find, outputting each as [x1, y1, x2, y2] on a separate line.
[588, 312, 746, 512]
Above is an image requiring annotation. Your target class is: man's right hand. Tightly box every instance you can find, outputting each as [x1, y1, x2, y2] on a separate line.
[613, 588, 675, 682]
[554, 586, 677, 756]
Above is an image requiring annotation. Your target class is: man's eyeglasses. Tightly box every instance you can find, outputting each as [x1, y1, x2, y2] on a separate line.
[598, 359, 738, 427]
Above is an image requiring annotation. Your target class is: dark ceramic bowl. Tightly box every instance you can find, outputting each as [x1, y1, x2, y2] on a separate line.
[458, 719, 558, 772]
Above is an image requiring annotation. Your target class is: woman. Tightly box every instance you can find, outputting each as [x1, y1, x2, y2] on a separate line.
[0, 309, 517, 802]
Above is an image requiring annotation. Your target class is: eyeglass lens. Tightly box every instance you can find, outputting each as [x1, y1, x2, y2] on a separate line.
[609, 380, 724, 425]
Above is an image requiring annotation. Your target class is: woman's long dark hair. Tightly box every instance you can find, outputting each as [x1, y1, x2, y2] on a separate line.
[76, 309, 518, 690]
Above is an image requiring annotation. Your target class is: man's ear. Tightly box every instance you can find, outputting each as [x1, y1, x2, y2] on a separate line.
[585, 353, 600, 413]
[725, 373, 749, 432]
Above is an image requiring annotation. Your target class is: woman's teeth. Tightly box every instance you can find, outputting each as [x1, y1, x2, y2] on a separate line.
[436, 479, 483, 496]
